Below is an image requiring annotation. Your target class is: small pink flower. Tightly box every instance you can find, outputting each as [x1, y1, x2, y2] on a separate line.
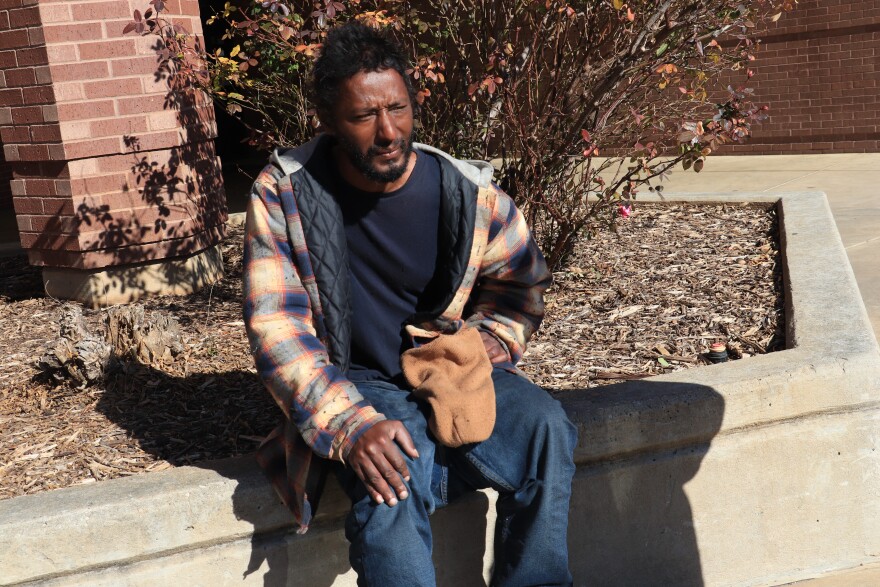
[618, 204, 632, 218]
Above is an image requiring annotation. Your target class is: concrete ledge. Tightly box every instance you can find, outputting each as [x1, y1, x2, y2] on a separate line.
[41, 244, 224, 308]
[2, 192, 879, 586]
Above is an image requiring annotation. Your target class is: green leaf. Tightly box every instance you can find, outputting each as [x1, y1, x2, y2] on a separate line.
[657, 357, 670, 367]
[655, 42, 668, 57]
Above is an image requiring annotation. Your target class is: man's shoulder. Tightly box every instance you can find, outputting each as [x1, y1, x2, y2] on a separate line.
[270, 136, 327, 178]
[412, 143, 495, 189]
[254, 136, 338, 197]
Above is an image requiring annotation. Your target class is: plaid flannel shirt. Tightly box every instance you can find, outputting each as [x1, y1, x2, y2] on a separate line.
[243, 139, 551, 532]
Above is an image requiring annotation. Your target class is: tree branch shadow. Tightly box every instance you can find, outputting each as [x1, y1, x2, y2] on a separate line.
[27, 35, 226, 298]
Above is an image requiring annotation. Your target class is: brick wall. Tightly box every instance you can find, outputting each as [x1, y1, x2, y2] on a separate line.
[723, 0, 880, 154]
[0, 0, 226, 269]
[0, 145, 11, 209]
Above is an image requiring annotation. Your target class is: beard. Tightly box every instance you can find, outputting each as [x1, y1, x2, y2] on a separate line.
[337, 134, 414, 184]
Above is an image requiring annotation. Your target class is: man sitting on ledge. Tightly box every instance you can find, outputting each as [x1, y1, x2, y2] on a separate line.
[243, 21, 577, 586]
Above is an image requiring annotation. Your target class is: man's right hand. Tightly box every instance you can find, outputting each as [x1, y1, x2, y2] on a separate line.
[347, 420, 419, 506]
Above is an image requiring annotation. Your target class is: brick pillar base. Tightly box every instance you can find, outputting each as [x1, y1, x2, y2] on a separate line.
[42, 244, 222, 307]
[0, 0, 226, 305]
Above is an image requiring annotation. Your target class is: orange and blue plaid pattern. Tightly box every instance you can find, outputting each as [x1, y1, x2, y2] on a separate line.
[243, 150, 550, 531]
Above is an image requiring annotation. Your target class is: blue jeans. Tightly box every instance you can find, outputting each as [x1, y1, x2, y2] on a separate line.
[337, 368, 577, 586]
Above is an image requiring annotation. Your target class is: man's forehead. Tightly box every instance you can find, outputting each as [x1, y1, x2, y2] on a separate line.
[333, 69, 411, 115]
[341, 68, 406, 90]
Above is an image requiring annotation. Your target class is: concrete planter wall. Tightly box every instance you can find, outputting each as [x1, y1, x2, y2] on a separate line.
[2, 192, 878, 586]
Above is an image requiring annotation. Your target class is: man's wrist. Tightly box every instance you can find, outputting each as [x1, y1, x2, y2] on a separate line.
[478, 328, 511, 362]
[332, 407, 387, 462]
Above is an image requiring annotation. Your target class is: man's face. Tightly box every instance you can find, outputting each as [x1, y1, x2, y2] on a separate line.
[325, 68, 414, 185]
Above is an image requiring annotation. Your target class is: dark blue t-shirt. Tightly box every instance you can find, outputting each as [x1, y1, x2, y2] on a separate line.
[332, 150, 442, 382]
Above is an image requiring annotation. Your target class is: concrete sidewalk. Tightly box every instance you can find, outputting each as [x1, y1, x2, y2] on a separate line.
[660, 153, 880, 341]
[783, 560, 880, 586]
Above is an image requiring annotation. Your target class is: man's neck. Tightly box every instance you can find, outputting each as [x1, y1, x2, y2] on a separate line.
[332, 145, 418, 194]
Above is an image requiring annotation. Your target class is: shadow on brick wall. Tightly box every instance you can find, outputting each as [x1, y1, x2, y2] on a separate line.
[28, 38, 226, 297]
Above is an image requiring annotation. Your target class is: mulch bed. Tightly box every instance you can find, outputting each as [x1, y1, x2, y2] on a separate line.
[0, 202, 783, 500]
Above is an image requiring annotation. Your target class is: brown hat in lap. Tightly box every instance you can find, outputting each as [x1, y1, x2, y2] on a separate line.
[400, 327, 496, 447]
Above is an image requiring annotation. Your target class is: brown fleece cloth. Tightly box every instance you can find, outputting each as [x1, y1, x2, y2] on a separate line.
[401, 327, 495, 447]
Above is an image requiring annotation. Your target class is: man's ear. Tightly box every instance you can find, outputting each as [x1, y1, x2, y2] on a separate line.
[316, 111, 335, 135]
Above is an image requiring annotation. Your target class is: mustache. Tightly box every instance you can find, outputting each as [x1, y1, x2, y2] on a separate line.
[365, 138, 408, 157]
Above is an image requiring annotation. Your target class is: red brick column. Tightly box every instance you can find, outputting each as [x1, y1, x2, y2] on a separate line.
[0, 0, 226, 303]
[0, 148, 11, 210]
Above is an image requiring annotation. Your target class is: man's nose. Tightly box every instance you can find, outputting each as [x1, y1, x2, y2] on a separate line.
[375, 110, 396, 143]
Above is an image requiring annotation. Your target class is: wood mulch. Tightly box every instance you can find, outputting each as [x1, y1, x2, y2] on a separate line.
[0, 202, 783, 500]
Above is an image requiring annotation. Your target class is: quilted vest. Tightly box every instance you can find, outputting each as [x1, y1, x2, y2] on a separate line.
[280, 136, 479, 368]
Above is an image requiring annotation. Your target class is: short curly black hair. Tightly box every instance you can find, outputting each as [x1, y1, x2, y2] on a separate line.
[312, 22, 417, 122]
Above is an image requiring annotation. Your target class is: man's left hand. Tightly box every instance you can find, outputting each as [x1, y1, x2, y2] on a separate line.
[479, 330, 508, 363]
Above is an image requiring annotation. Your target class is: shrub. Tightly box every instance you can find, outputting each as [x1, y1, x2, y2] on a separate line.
[128, 0, 795, 269]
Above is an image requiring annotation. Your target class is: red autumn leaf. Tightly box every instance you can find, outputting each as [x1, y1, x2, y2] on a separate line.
[581, 129, 591, 142]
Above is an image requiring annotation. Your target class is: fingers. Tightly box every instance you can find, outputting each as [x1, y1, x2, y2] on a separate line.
[355, 457, 408, 506]
[390, 422, 420, 462]
[362, 450, 410, 506]
[349, 420, 420, 507]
